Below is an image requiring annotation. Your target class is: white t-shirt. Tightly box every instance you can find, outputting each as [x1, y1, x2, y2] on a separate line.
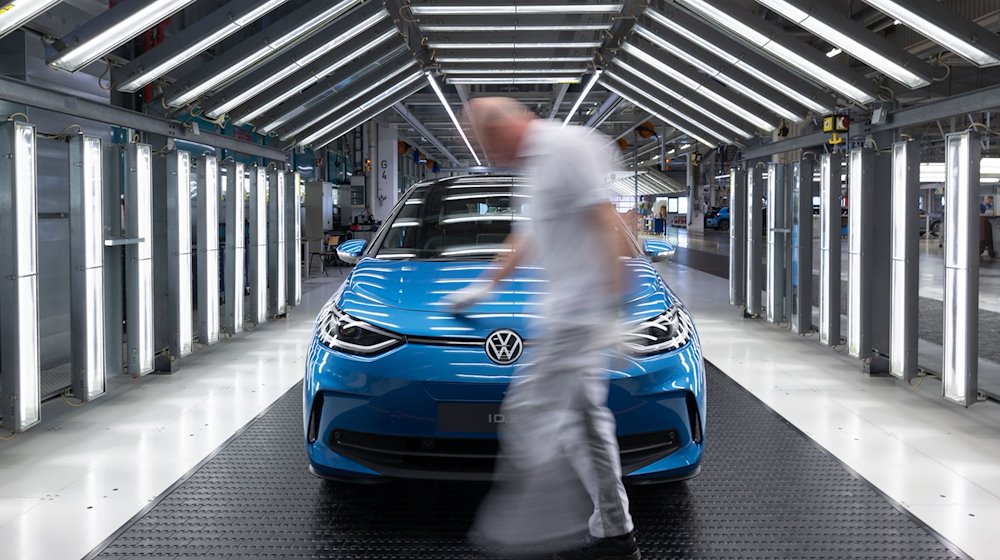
[515, 120, 617, 328]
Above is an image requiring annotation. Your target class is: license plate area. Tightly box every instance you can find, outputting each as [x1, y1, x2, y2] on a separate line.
[438, 402, 505, 433]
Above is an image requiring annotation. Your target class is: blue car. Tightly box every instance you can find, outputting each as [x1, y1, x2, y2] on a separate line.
[304, 175, 704, 483]
[705, 206, 730, 230]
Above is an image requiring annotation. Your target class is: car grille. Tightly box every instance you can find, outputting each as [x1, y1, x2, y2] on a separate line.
[330, 429, 680, 480]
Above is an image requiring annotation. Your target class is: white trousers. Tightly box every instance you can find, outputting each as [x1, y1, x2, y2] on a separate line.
[471, 325, 633, 552]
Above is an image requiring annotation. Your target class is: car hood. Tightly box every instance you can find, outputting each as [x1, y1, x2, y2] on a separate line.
[335, 258, 677, 338]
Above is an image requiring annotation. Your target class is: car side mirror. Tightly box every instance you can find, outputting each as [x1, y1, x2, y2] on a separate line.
[337, 239, 367, 264]
[643, 239, 675, 262]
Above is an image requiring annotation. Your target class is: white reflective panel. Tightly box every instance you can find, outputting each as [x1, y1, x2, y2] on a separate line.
[943, 267, 970, 401]
[178, 255, 193, 356]
[135, 144, 153, 261]
[16, 275, 41, 429]
[234, 250, 245, 330]
[136, 259, 155, 374]
[15, 122, 37, 276]
[204, 157, 219, 252]
[177, 152, 192, 253]
[82, 266, 106, 399]
[205, 252, 220, 345]
[889, 259, 907, 375]
[82, 136, 104, 267]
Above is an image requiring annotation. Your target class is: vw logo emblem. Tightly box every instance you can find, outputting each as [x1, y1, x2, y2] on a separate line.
[485, 329, 523, 365]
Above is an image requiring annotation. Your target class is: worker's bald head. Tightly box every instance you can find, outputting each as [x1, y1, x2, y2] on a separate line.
[467, 97, 536, 166]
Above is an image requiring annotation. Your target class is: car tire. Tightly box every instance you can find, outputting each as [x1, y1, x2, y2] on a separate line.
[718, 219, 729, 231]
[930, 220, 942, 238]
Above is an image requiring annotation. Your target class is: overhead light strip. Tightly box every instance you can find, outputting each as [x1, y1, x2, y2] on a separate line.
[0, 0, 62, 41]
[632, 27, 804, 122]
[49, 0, 198, 72]
[165, 0, 360, 108]
[563, 70, 603, 128]
[428, 41, 602, 49]
[446, 77, 583, 84]
[441, 67, 589, 75]
[436, 56, 593, 63]
[612, 59, 753, 138]
[600, 80, 717, 148]
[233, 28, 399, 125]
[756, 0, 930, 88]
[426, 72, 482, 166]
[676, 0, 875, 104]
[205, 9, 389, 118]
[642, 10, 829, 115]
[421, 24, 612, 32]
[410, 4, 623, 15]
[862, 0, 1000, 66]
[116, 0, 292, 92]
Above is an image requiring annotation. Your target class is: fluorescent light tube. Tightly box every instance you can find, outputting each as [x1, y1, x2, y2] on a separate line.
[427, 72, 482, 166]
[167, 0, 359, 107]
[442, 68, 589, 74]
[198, 155, 220, 345]
[757, 0, 930, 88]
[233, 28, 397, 125]
[889, 141, 918, 380]
[0, 0, 62, 41]
[428, 42, 602, 49]
[166, 151, 193, 357]
[49, 0, 197, 72]
[600, 80, 717, 147]
[268, 170, 286, 316]
[563, 70, 602, 128]
[410, 4, 622, 15]
[421, 24, 611, 32]
[285, 172, 301, 307]
[446, 77, 582, 85]
[436, 56, 593, 63]
[250, 167, 268, 324]
[126, 143, 155, 374]
[863, 0, 1000, 66]
[225, 163, 246, 334]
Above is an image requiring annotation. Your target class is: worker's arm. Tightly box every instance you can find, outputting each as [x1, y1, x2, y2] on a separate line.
[590, 202, 628, 301]
[445, 232, 529, 311]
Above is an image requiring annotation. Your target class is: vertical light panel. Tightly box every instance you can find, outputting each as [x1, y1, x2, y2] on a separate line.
[0, 121, 41, 431]
[790, 159, 815, 334]
[126, 143, 155, 376]
[69, 135, 106, 401]
[268, 169, 286, 316]
[847, 148, 874, 358]
[819, 152, 842, 347]
[197, 155, 220, 345]
[746, 166, 764, 317]
[224, 163, 246, 334]
[248, 166, 268, 324]
[889, 141, 919, 381]
[285, 171, 301, 307]
[766, 162, 789, 324]
[166, 151, 193, 357]
[942, 131, 980, 406]
[729, 168, 746, 308]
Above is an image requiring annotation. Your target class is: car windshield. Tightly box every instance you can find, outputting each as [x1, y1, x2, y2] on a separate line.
[373, 177, 532, 260]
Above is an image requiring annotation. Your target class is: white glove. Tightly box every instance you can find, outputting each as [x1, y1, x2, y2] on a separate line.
[444, 283, 494, 311]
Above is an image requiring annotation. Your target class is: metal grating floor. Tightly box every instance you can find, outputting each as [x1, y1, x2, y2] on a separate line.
[87, 362, 965, 559]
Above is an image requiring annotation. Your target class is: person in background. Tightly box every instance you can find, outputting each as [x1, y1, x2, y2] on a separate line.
[981, 195, 995, 215]
[362, 205, 376, 225]
[447, 97, 639, 560]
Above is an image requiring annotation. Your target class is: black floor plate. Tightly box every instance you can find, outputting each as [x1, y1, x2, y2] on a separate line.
[88, 362, 965, 559]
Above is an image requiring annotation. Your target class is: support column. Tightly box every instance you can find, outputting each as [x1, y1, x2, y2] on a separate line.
[766, 162, 789, 324]
[729, 168, 746, 309]
[197, 155, 220, 345]
[942, 131, 980, 406]
[376, 123, 399, 222]
[285, 171, 301, 308]
[819, 152, 843, 347]
[125, 143, 155, 375]
[687, 154, 704, 233]
[248, 165, 267, 325]
[847, 148, 874, 358]
[224, 163, 245, 334]
[165, 151, 193, 358]
[746, 165, 764, 317]
[0, 121, 41, 431]
[790, 159, 815, 334]
[268, 169, 286, 317]
[889, 141, 919, 381]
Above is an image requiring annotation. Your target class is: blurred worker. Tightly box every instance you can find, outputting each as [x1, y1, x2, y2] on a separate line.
[981, 195, 995, 215]
[448, 98, 638, 560]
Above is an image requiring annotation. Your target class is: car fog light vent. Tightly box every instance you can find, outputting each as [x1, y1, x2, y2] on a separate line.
[308, 393, 324, 444]
[686, 391, 703, 444]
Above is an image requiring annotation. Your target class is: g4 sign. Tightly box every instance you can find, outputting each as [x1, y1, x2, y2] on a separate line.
[380, 159, 388, 180]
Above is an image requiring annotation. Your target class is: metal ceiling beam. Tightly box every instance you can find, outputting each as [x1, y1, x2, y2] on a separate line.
[112, 0, 294, 92]
[547, 83, 570, 119]
[595, 0, 649, 67]
[608, 114, 654, 143]
[601, 78, 722, 148]
[741, 81, 1000, 159]
[393, 103, 461, 166]
[0, 75, 286, 161]
[384, 0, 434, 66]
[162, 0, 364, 108]
[584, 93, 622, 128]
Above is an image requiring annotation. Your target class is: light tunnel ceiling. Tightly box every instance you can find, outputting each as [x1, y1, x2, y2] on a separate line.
[8, 0, 1000, 164]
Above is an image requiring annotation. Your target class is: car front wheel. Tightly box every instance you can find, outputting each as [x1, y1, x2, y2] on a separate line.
[718, 219, 730, 231]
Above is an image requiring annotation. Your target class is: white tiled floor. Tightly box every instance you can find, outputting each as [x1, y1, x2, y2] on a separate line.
[657, 259, 1000, 560]
[0, 275, 342, 560]
[3, 262, 999, 559]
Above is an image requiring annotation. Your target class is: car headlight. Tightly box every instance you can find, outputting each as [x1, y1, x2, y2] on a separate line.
[623, 306, 694, 354]
[316, 301, 404, 355]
